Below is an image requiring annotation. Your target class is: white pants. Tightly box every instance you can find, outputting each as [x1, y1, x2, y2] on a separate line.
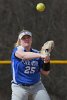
[11, 81, 50, 100]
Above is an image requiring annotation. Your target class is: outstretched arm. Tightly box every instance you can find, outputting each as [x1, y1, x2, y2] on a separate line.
[15, 49, 49, 60]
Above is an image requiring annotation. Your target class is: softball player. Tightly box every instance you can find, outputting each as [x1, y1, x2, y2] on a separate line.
[11, 30, 51, 100]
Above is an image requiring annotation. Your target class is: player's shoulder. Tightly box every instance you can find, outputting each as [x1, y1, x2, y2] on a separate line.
[12, 46, 24, 53]
[17, 46, 24, 50]
[31, 48, 39, 53]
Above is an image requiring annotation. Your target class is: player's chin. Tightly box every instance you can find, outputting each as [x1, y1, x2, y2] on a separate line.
[24, 43, 31, 47]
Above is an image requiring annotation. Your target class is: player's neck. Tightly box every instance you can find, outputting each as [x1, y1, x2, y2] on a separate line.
[25, 46, 31, 51]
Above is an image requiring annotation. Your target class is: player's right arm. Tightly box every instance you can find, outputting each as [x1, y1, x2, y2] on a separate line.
[15, 46, 49, 61]
[15, 49, 41, 60]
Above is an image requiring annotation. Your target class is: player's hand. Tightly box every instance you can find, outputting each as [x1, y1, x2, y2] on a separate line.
[40, 54, 50, 63]
[40, 40, 54, 56]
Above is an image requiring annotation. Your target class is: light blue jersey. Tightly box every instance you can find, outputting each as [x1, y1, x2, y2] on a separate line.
[11, 46, 44, 85]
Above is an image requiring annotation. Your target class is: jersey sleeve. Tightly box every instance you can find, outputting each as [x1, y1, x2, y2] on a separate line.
[11, 46, 24, 60]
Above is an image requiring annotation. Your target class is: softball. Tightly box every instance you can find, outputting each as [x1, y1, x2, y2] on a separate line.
[36, 3, 46, 12]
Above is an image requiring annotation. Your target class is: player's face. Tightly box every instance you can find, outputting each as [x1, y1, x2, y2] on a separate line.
[20, 35, 32, 48]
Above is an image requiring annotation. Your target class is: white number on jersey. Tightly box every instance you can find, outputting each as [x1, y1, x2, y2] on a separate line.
[24, 66, 36, 74]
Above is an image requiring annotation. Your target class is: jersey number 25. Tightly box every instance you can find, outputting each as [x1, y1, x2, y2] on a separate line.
[24, 66, 36, 74]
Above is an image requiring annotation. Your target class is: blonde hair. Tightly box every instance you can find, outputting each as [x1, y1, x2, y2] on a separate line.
[14, 39, 21, 47]
[14, 29, 32, 47]
[14, 30, 25, 47]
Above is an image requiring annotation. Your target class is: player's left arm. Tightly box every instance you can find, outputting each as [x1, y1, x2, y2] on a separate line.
[40, 62, 50, 76]
[40, 40, 54, 76]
